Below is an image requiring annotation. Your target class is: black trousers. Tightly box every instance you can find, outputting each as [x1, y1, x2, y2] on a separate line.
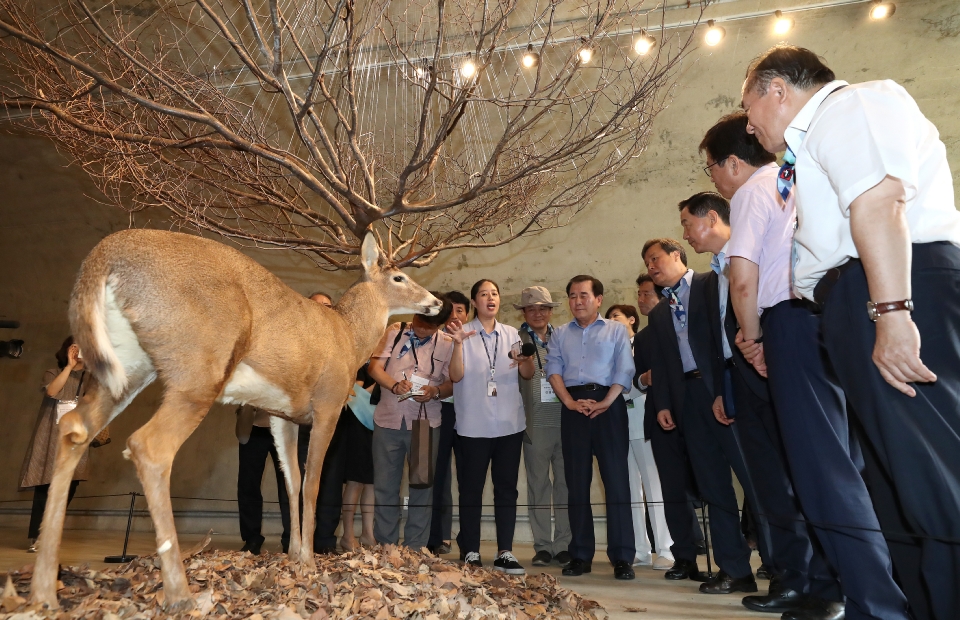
[456, 431, 523, 555]
[728, 365, 841, 599]
[764, 299, 908, 620]
[297, 411, 349, 551]
[28, 480, 80, 540]
[238, 426, 291, 550]
[429, 401, 462, 547]
[822, 242, 960, 620]
[647, 421, 704, 562]
[680, 378, 755, 579]
[561, 390, 635, 564]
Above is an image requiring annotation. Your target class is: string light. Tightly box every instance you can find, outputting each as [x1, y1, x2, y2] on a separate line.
[870, 1, 896, 19]
[522, 44, 539, 68]
[459, 54, 477, 79]
[704, 20, 725, 46]
[633, 31, 656, 55]
[773, 10, 794, 35]
[577, 37, 593, 64]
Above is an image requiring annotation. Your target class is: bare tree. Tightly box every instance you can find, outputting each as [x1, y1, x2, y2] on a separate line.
[0, 0, 698, 269]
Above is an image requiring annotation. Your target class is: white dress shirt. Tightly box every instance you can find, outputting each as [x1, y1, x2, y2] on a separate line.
[790, 79, 960, 300]
[452, 318, 525, 438]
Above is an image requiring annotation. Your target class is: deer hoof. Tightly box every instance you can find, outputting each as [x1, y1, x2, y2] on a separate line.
[163, 596, 197, 614]
[300, 555, 317, 573]
[30, 593, 59, 611]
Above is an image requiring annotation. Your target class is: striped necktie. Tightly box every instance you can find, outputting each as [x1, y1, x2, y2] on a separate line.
[777, 145, 797, 201]
[665, 282, 687, 329]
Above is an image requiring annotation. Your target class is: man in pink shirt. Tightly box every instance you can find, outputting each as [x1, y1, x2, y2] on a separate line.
[706, 112, 906, 620]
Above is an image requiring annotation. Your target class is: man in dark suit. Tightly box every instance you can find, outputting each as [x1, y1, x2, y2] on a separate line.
[633, 274, 706, 582]
[644, 237, 760, 595]
[679, 190, 843, 615]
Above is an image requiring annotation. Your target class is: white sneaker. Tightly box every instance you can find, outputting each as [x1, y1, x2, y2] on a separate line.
[493, 551, 526, 575]
[633, 554, 653, 566]
[653, 555, 674, 570]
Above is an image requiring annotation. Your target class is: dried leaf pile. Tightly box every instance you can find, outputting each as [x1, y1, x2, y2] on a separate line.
[1, 544, 605, 619]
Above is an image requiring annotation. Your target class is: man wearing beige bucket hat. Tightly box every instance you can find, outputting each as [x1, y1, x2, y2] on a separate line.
[514, 286, 571, 568]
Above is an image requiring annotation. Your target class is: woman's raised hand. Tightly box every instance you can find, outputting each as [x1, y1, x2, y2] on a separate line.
[445, 318, 477, 344]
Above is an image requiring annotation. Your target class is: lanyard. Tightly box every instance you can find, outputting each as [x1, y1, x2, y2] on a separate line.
[404, 332, 436, 376]
[480, 327, 499, 379]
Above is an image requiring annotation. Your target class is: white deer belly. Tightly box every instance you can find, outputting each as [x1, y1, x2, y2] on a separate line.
[219, 362, 293, 413]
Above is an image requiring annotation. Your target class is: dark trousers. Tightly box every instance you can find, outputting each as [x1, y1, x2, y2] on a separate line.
[729, 366, 841, 599]
[764, 299, 909, 620]
[28, 480, 80, 540]
[680, 378, 754, 579]
[561, 390, 635, 564]
[238, 426, 291, 551]
[297, 411, 349, 551]
[821, 242, 960, 620]
[647, 422, 703, 562]
[429, 401, 461, 547]
[456, 431, 524, 555]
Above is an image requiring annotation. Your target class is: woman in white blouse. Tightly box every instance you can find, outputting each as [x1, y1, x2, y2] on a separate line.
[448, 279, 534, 574]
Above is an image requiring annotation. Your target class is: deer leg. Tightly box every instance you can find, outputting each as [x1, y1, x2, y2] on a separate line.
[31, 386, 116, 608]
[125, 391, 211, 613]
[269, 417, 302, 562]
[299, 409, 341, 572]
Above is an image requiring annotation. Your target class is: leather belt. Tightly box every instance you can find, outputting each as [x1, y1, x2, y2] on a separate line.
[683, 370, 701, 380]
[813, 258, 861, 307]
[566, 383, 609, 393]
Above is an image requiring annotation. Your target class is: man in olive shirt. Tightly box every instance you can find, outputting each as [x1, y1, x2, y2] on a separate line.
[515, 286, 571, 567]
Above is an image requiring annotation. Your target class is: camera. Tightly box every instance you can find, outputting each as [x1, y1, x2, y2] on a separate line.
[1, 320, 24, 359]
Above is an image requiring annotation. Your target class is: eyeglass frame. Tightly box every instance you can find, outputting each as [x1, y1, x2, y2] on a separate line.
[703, 157, 728, 178]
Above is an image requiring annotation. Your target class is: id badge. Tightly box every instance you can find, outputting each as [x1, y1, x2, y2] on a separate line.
[539, 377, 559, 403]
[487, 381, 498, 397]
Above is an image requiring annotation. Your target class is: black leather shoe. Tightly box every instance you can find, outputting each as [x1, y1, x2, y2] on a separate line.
[742, 588, 807, 613]
[561, 558, 592, 576]
[665, 558, 706, 581]
[756, 563, 775, 580]
[554, 551, 572, 566]
[613, 561, 635, 580]
[699, 570, 758, 594]
[782, 601, 845, 620]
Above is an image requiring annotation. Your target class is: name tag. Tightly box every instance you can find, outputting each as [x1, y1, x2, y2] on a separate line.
[539, 378, 559, 403]
[487, 381, 498, 397]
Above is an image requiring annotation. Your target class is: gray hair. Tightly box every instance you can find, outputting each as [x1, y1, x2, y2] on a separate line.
[745, 45, 836, 96]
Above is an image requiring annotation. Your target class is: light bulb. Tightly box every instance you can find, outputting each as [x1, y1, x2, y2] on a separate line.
[578, 46, 593, 64]
[459, 57, 477, 79]
[522, 44, 539, 68]
[634, 33, 656, 55]
[704, 20, 725, 46]
[773, 11, 793, 35]
[870, 2, 896, 19]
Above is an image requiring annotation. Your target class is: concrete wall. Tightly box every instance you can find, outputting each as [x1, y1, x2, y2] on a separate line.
[1, 0, 958, 540]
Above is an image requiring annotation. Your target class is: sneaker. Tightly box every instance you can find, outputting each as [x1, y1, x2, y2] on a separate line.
[463, 551, 482, 567]
[531, 550, 553, 566]
[27, 538, 37, 553]
[438, 542, 452, 555]
[653, 555, 674, 570]
[554, 550, 572, 566]
[494, 551, 526, 575]
[633, 554, 653, 566]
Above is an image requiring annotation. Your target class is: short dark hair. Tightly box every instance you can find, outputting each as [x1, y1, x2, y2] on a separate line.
[635, 273, 653, 287]
[418, 291, 453, 326]
[444, 290, 470, 310]
[641, 238, 688, 266]
[679, 192, 731, 225]
[566, 275, 603, 297]
[470, 279, 500, 317]
[55, 336, 74, 369]
[700, 112, 776, 168]
[605, 304, 640, 330]
[745, 45, 835, 96]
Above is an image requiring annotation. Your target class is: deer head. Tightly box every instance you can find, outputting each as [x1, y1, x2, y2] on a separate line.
[359, 233, 441, 316]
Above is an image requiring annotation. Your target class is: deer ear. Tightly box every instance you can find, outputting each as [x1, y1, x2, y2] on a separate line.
[360, 232, 380, 272]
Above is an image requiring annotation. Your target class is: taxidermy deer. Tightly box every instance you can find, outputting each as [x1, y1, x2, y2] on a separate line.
[31, 230, 441, 612]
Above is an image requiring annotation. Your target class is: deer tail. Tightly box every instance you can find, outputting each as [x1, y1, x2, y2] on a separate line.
[69, 256, 128, 399]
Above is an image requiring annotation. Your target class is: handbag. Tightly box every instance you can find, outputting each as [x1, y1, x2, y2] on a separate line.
[55, 371, 84, 424]
[370, 323, 407, 405]
[408, 403, 434, 489]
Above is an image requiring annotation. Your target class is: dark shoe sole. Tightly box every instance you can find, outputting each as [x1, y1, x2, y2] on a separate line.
[615, 572, 635, 580]
[742, 599, 805, 614]
[701, 584, 759, 595]
[562, 566, 592, 576]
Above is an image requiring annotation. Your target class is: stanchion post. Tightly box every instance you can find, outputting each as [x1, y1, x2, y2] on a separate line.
[699, 497, 714, 579]
[104, 492, 139, 563]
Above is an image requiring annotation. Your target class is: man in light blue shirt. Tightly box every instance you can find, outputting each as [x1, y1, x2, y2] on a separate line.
[545, 275, 636, 580]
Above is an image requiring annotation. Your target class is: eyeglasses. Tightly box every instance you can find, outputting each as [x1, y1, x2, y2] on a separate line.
[703, 158, 728, 178]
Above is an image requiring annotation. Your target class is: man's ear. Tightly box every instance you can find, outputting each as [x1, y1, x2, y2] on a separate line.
[729, 155, 741, 176]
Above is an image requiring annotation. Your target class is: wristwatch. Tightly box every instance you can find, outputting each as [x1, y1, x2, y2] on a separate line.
[866, 299, 914, 322]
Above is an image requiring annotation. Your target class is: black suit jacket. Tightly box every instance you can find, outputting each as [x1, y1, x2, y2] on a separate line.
[633, 326, 660, 438]
[715, 289, 770, 402]
[648, 271, 725, 424]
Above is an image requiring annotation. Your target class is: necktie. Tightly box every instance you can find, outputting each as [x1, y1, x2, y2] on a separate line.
[665, 282, 687, 329]
[777, 145, 797, 201]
